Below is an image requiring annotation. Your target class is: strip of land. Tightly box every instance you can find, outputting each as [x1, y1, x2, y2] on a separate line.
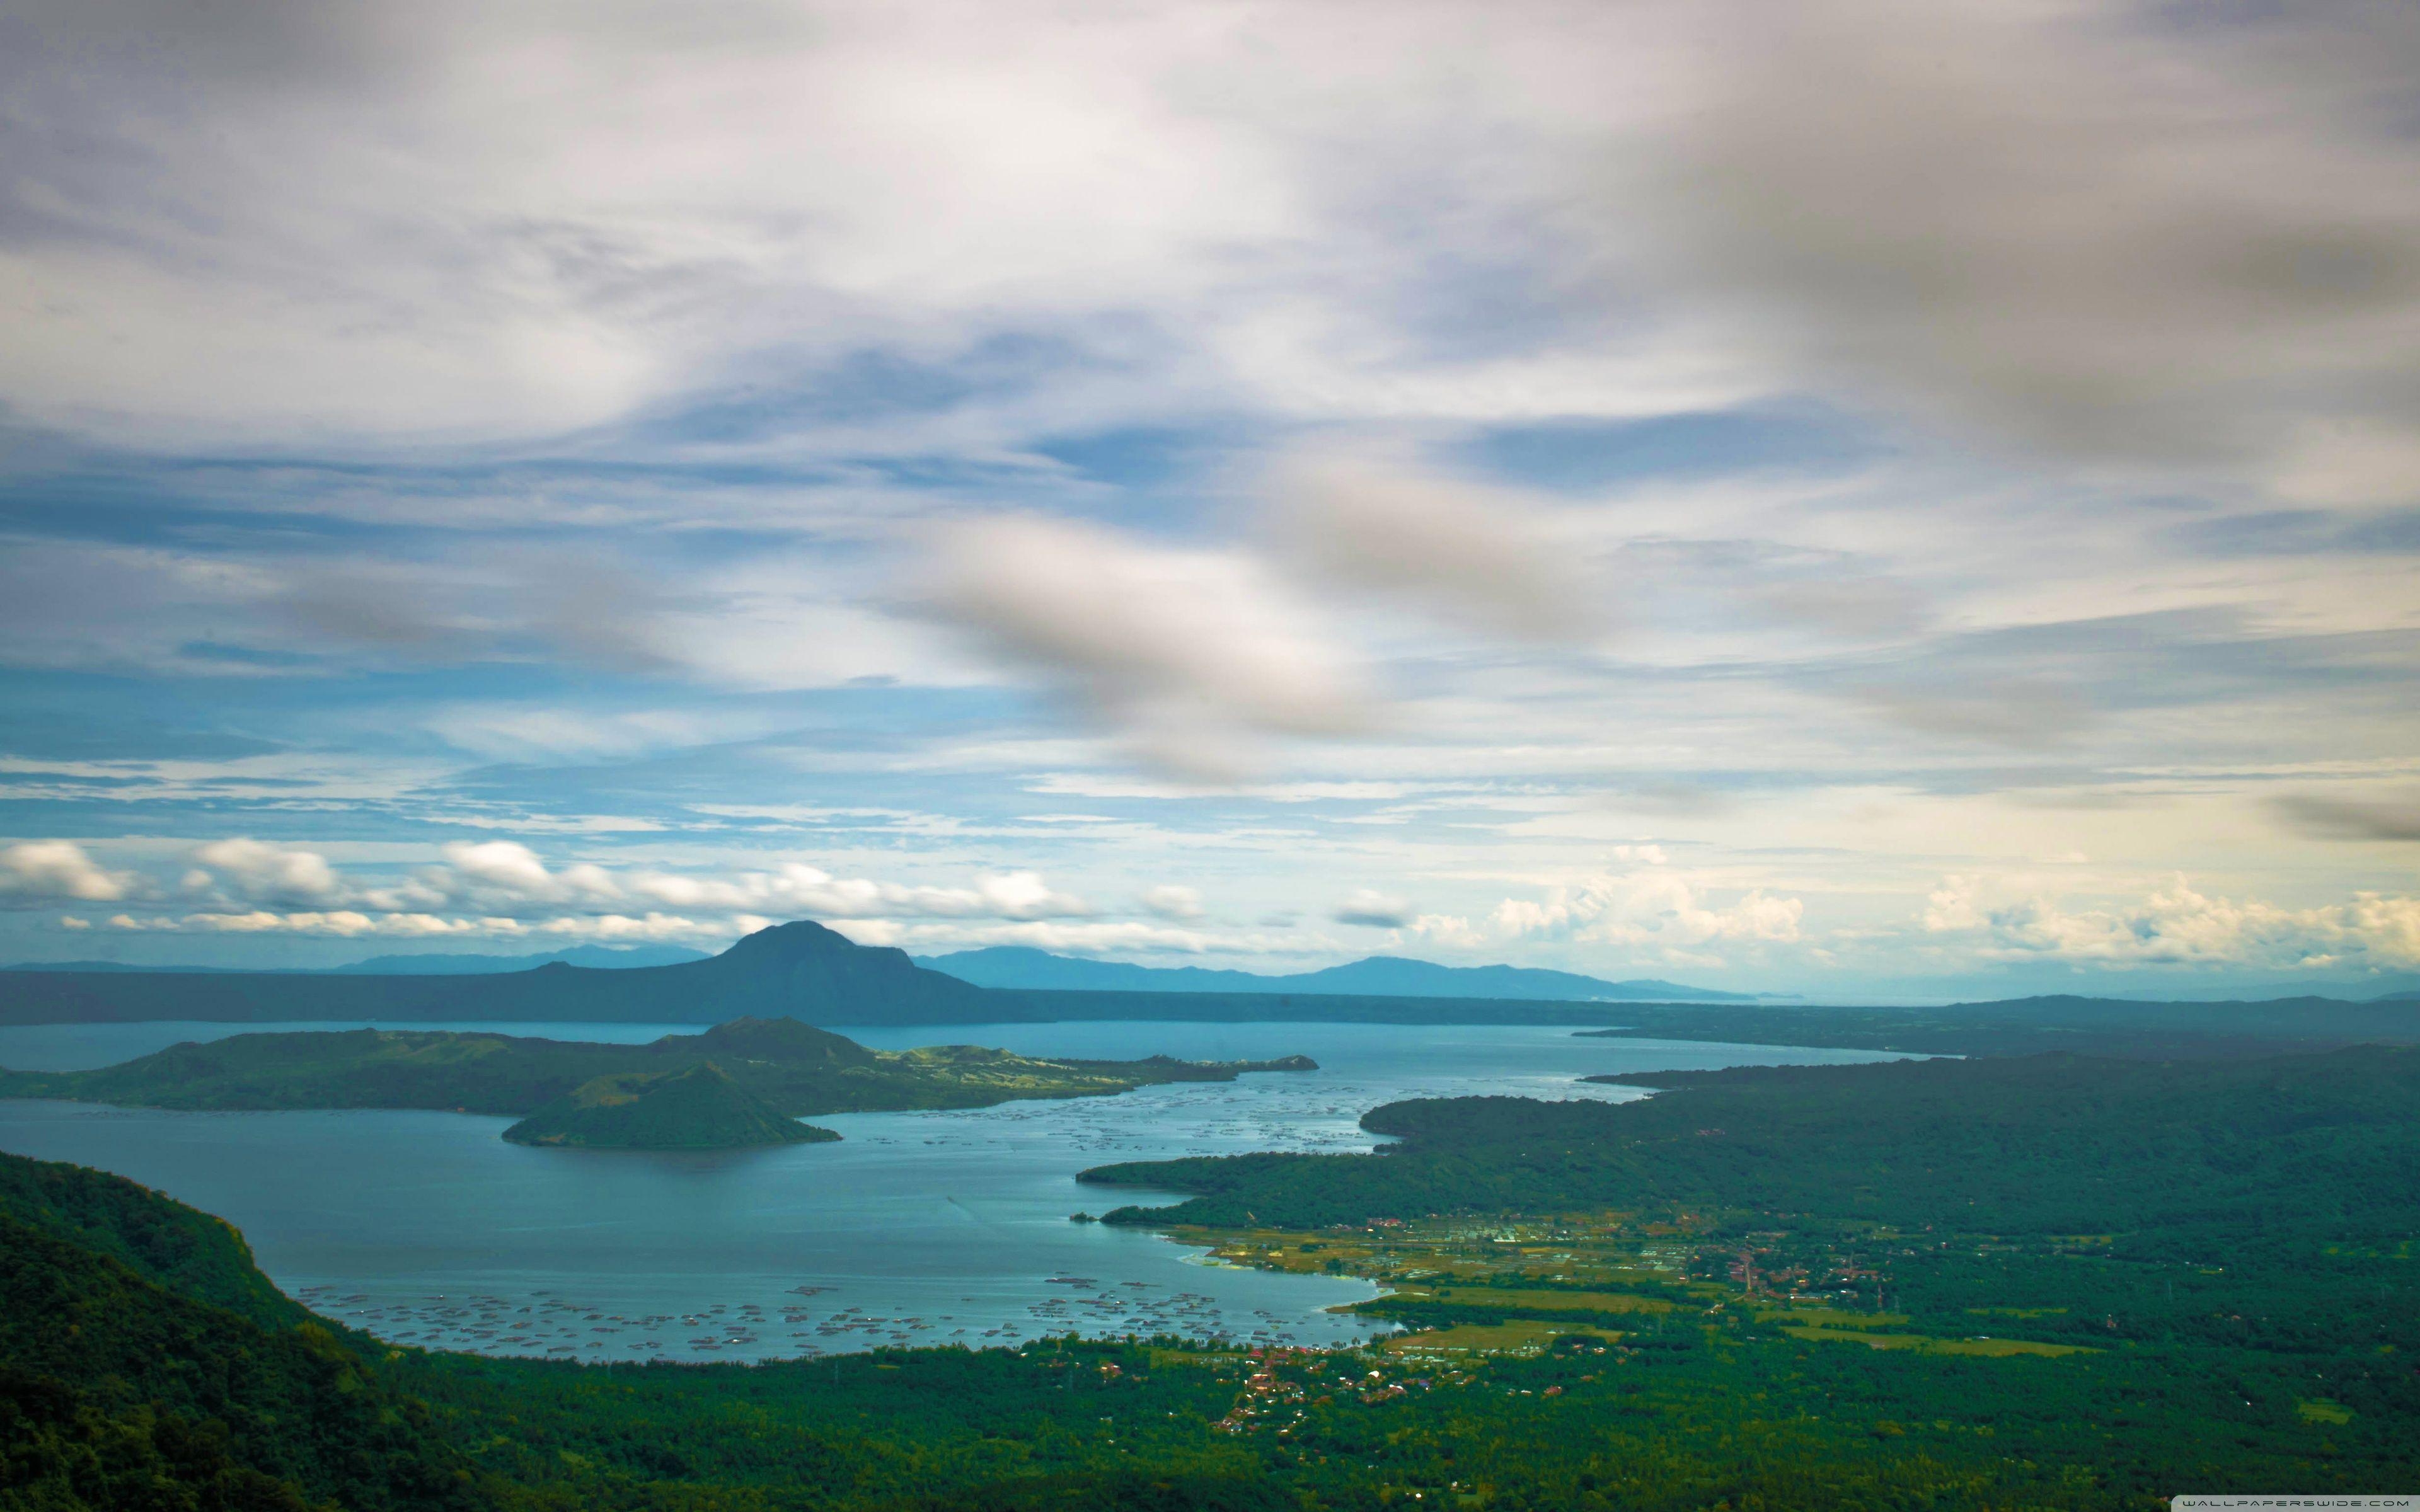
[0, 1015, 1315, 1148]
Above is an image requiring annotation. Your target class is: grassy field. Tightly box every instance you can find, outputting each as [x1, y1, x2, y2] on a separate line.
[1380, 1320, 1616, 1360]
[1776, 1323, 2093, 1356]
[1756, 1306, 1911, 1327]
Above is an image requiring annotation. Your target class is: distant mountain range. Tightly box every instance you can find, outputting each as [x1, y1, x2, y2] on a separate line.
[3, 922, 2414, 1045]
[2, 944, 711, 975]
[0, 922, 988, 1028]
[333, 944, 712, 973]
[913, 947, 1763, 1002]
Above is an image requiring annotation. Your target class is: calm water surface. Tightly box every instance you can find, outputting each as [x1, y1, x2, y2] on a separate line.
[0, 1019, 1895, 1360]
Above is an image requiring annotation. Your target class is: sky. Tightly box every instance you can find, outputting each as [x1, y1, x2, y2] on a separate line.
[1, 0, 2417, 999]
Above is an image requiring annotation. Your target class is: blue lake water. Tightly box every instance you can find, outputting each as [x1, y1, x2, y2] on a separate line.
[0, 1019, 1898, 1361]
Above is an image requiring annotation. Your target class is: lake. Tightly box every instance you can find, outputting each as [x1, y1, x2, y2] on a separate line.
[0, 1019, 1898, 1361]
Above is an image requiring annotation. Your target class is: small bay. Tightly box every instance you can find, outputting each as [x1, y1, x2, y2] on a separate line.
[0, 1019, 1898, 1361]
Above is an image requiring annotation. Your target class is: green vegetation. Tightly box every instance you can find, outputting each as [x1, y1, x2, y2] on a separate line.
[501, 1062, 838, 1149]
[0, 1150, 305, 1330]
[0, 1166, 476, 1512]
[0, 1016, 1317, 1147]
[4, 1044, 2417, 1508]
[1081, 1049, 2420, 1236]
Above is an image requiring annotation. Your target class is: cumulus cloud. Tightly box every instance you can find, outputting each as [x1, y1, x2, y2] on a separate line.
[1332, 890, 1415, 928]
[107, 908, 737, 942]
[1922, 874, 2420, 971]
[190, 839, 349, 908]
[1267, 452, 1600, 641]
[429, 840, 623, 909]
[80, 837, 1098, 941]
[0, 841, 132, 905]
[609, 864, 1087, 922]
[1492, 869, 1802, 951]
[917, 515, 1373, 778]
[1407, 913, 1487, 950]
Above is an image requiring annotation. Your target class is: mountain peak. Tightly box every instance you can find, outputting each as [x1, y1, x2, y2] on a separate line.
[686, 1015, 876, 1064]
[718, 920, 862, 961]
[502, 1062, 837, 1150]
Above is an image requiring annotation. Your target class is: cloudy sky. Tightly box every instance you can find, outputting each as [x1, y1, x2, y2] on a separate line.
[3, 0, 2417, 997]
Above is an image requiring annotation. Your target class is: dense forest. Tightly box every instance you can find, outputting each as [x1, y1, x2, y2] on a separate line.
[4, 1046, 2416, 1509]
[1081, 1048, 2420, 1234]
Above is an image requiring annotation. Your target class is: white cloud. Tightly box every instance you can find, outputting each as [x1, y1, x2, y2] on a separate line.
[1140, 884, 1206, 922]
[918, 514, 1374, 777]
[0, 841, 132, 905]
[827, 917, 1297, 958]
[533, 912, 752, 943]
[1269, 452, 1600, 641]
[89, 837, 1095, 939]
[430, 840, 624, 908]
[191, 839, 349, 908]
[1492, 869, 1802, 951]
[1332, 889, 1415, 928]
[1921, 874, 2420, 971]
[117, 909, 390, 937]
[1632, 1, 2420, 483]
[421, 708, 729, 766]
[1408, 913, 1486, 949]
[0, 0, 2408, 510]
[105, 908, 739, 942]
[615, 864, 1086, 922]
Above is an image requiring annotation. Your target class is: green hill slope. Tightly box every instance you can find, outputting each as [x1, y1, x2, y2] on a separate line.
[0, 1157, 477, 1511]
[0, 1153, 306, 1331]
[502, 1062, 836, 1148]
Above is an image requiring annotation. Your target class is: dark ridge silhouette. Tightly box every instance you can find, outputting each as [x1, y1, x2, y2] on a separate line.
[915, 945, 1760, 1000]
[0, 919, 989, 1028]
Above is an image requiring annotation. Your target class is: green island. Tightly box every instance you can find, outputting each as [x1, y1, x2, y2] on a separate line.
[500, 1062, 838, 1149]
[2, 1042, 2414, 1508]
[0, 1016, 1318, 1150]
